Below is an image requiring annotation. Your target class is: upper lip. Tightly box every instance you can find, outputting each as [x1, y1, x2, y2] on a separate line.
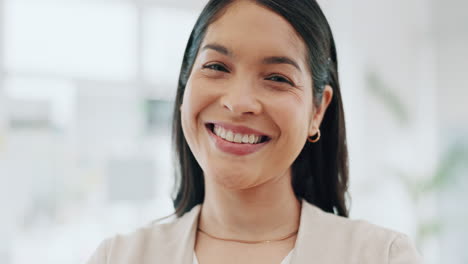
[207, 122, 271, 138]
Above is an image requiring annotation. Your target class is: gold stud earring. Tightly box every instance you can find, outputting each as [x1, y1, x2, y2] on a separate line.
[307, 129, 321, 143]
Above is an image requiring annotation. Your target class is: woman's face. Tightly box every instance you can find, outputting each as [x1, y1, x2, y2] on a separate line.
[181, 0, 331, 190]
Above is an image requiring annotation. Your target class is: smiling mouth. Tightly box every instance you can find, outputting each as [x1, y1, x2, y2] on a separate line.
[205, 123, 271, 144]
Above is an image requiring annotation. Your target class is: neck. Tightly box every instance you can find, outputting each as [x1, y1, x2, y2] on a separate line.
[198, 171, 301, 241]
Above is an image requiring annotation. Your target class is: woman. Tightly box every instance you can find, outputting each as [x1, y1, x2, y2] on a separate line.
[87, 0, 423, 263]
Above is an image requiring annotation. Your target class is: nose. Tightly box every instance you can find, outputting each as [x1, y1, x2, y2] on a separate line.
[220, 80, 262, 116]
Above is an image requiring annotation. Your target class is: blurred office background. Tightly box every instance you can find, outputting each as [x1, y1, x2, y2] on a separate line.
[0, 0, 466, 263]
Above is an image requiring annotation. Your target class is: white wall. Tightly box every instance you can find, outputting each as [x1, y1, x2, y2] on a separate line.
[433, 0, 468, 263]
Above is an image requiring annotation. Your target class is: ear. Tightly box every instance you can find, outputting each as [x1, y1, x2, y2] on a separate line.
[308, 85, 333, 136]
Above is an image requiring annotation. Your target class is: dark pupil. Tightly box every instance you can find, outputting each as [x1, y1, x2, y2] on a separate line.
[272, 76, 283, 82]
[212, 65, 225, 71]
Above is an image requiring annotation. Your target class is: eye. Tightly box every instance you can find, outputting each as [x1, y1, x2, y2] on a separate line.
[202, 63, 230, 73]
[266, 74, 295, 86]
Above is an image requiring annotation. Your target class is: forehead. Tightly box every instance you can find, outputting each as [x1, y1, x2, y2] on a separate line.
[202, 0, 307, 63]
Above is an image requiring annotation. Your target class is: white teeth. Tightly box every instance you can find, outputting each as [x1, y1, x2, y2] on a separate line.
[226, 130, 234, 142]
[220, 127, 226, 138]
[212, 125, 265, 144]
[233, 134, 243, 143]
[255, 136, 261, 144]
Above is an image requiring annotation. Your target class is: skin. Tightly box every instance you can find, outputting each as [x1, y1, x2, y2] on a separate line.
[180, 1, 333, 263]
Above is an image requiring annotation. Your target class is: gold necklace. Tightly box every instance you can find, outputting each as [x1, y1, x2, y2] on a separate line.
[197, 228, 298, 244]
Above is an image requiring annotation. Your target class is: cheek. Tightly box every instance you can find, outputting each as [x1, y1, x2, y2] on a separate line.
[180, 78, 218, 141]
[268, 93, 311, 138]
[278, 110, 308, 144]
[182, 79, 202, 117]
[181, 84, 200, 136]
[266, 96, 311, 168]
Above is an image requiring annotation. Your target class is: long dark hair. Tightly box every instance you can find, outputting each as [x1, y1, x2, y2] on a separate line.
[171, 0, 349, 217]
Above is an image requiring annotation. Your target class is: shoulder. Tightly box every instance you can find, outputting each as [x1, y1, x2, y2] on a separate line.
[311, 203, 400, 242]
[296, 202, 423, 263]
[86, 205, 201, 264]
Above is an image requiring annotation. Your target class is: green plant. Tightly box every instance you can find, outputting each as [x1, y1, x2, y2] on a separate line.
[365, 70, 468, 247]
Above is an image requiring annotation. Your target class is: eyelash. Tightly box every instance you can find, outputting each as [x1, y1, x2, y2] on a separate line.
[202, 63, 295, 87]
[202, 63, 229, 73]
[265, 74, 295, 86]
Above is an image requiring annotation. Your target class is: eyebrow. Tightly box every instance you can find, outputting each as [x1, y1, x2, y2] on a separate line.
[202, 43, 232, 57]
[202, 43, 302, 72]
[262, 56, 301, 72]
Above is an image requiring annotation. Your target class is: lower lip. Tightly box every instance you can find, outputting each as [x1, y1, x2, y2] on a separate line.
[206, 126, 270, 156]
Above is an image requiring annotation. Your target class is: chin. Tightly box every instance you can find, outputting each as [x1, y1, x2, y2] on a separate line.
[207, 168, 260, 190]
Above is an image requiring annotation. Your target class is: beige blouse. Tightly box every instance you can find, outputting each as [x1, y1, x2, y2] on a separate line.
[192, 249, 294, 264]
[87, 200, 423, 264]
